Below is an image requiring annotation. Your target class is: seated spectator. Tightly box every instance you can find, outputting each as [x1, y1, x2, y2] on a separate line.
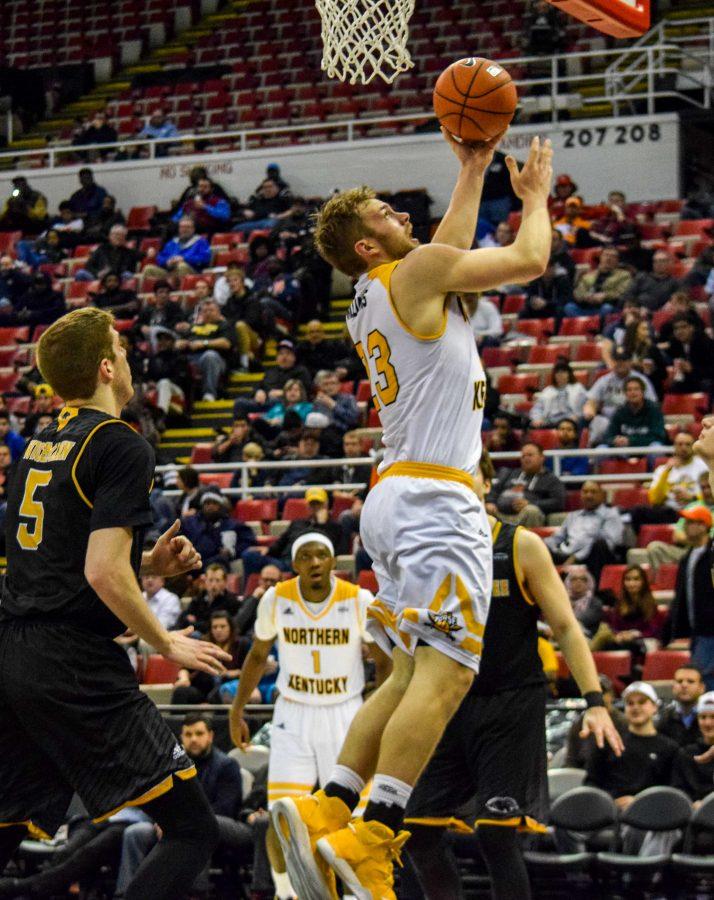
[630, 430, 708, 531]
[20, 385, 57, 438]
[623, 319, 668, 398]
[585, 682, 677, 809]
[297, 319, 350, 377]
[74, 223, 141, 282]
[263, 161, 290, 193]
[0, 254, 31, 307]
[213, 260, 244, 307]
[484, 412, 522, 465]
[529, 360, 587, 427]
[213, 416, 263, 462]
[271, 195, 311, 250]
[181, 491, 255, 570]
[172, 176, 231, 235]
[72, 110, 117, 158]
[619, 230, 655, 274]
[172, 612, 251, 704]
[522, 258, 572, 319]
[311, 369, 360, 434]
[174, 298, 233, 401]
[583, 350, 658, 446]
[683, 241, 714, 290]
[331, 430, 373, 550]
[595, 565, 667, 651]
[523, 0, 564, 54]
[0, 175, 48, 234]
[564, 673, 627, 767]
[624, 250, 680, 311]
[643, 473, 714, 571]
[671, 691, 714, 802]
[550, 227, 576, 285]
[553, 416, 590, 476]
[174, 165, 232, 211]
[90, 271, 140, 318]
[553, 196, 592, 247]
[245, 234, 275, 285]
[545, 481, 623, 581]
[600, 298, 645, 368]
[222, 267, 265, 368]
[656, 290, 706, 344]
[464, 292, 503, 347]
[68, 168, 107, 220]
[235, 177, 293, 234]
[658, 666, 705, 747]
[47, 201, 85, 245]
[83, 194, 126, 243]
[15, 228, 67, 270]
[253, 378, 313, 440]
[0, 271, 64, 326]
[235, 563, 282, 636]
[234, 338, 312, 419]
[0, 409, 25, 461]
[602, 375, 667, 448]
[487, 442, 566, 526]
[137, 110, 178, 156]
[177, 562, 240, 633]
[566, 247, 633, 319]
[237, 440, 269, 492]
[666, 315, 714, 397]
[174, 464, 203, 517]
[589, 190, 636, 246]
[143, 328, 191, 417]
[256, 256, 303, 325]
[275, 427, 332, 493]
[141, 573, 180, 630]
[478, 220, 513, 250]
[143, 216, 211, 279]
[563, 564, 604, 639]
[550, 173, 579, 221]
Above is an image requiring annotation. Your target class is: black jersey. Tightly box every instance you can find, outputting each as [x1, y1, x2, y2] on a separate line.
[1, 406, 154, 637]
[470, 521, 546, 696]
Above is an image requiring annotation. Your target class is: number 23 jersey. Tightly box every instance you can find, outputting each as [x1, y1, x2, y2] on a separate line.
[347, 260, 485, 476]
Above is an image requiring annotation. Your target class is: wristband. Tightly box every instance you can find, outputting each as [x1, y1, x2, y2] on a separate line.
[584, 691, 605, 708]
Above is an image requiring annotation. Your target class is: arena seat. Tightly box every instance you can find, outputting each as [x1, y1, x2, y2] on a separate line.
[674, 218, 714, 237]
[356, 380, 372, 403]
[0, 231, 22, 253]
[558, 316, 600, 337]
[637, 524, 676, 548]
[0, 327, 30, 345]
[367, 408, 381, 427]
[497, 373, 540, 394]
[358, 570, 378, 593]
[612, 487, 649, 508]
[283, 498, 310, 520]
[651, 563, 679, 592]
[481, 347, 517, 368]
[143, 655, 180, 684]
[641, 650, 691, 681]
[598, 564, 627, 593]
[591, 651, 632, 692]
[515, 318, 555, 342]
[0, 371, 19, 392]
[573, 342, 602, 363]
[198, 472, 232, 489]
[127, 205, 158, 232]
[189, 443, 213, 464]
[527, 429, 560, 450]
[527, 345, 565, 366]
[662, 393, 709, 421]
[565, 490, 583, 511]
[598, 458, 648, 476]
[234, 499, 278, 523]
[502, 294, 526, 315]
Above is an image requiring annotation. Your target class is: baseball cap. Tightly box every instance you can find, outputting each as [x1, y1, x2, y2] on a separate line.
[291, 531, 334, 561]
[556, 174, 575, 186]
[201, 491, 227, 507]
[277, 339, 295, 352]
[34, 383, 54, 398]
[622, 681, 659, 705]
[696, 691, 714, 714]
[305, 411, 330, 430]
[305, 487, 328, 504]
[682, 505, 713, 528]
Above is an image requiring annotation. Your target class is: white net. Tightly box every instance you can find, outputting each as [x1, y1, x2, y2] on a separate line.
[316, 0, 416, 85]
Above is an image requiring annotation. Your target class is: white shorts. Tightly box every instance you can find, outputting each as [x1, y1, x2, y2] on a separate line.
[361, 468, 492, 673]
[267, 695, 363, 810]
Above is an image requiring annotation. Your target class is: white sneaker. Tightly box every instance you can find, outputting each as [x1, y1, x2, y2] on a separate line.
[202, 393, 216, 402]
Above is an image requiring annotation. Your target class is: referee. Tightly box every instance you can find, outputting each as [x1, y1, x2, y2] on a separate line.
[0, 309, 230, 900]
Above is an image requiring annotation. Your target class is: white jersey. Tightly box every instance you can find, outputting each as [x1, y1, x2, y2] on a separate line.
[347, 260, 485, 476]
[254, 576, 373, 706]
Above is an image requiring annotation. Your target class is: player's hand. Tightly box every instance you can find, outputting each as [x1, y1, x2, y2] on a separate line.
[164, 626, 231, 675]
[229, 707, 251, 748]
[150, 520, 202, 577]
[694, 744, 714, 765]
[505, 136, 553, 204]
[441, 126, 506, 174]
[580, 707, 624, 757]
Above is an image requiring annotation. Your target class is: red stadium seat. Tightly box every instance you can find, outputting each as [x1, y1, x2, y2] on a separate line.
[558, 316, 600, 337]
[283, 498, 311, 521]
[214, 249, 250, 267]
[527, 345, 566, 365]
[189, 443, 213, 464]
[497, 373, 540, 394]
[143, 655, 180, 684]
[198, 472, 232, 489]
[0, 327, 30, 345]
[637, 524, 676, 548]
[0, 231, 22, 253]
[565, 490, 583, 511]
[66, 281, 94, 300]
[573, 342, 602, 363]
[599, 565, 627, 593]
[515, 319, 555, 342]
[0, 371, 19, 392]
[526, 429, 559, 450]
[591, 651, 632, 693]
[598, 458, 648, 476]
[481, 347, 516, 368]
[358, 570, 378, 593]
[356, 380, 372, 403]
[331, 494, 358, 519]
[127, 205, 157, 231]
[502, 294, 526, 315]
[674, 219, 714, 237]
[612, 487, 649, 508]
[641, 650, 691, 681]
[662, 393, 709, 421]
[367, 408, 381, 427]
[651, 563, 679, 591]
[234, 499, 278, 523]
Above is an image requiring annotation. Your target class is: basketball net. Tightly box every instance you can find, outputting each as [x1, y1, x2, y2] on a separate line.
[316, 0, 416, 85]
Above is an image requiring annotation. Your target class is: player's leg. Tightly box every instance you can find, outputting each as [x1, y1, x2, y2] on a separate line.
[477, 825, 531, 900]
[402, 825, 464, 900]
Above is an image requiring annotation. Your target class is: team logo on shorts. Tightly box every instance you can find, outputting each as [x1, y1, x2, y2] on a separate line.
[426, 610, 460, 639]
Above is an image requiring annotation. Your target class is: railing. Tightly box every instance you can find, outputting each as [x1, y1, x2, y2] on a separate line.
[2, 34, 711, 171]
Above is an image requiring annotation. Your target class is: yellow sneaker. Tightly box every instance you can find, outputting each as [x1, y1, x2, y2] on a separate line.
[316, 818, 410, 900]
[271, 791, 350, 900]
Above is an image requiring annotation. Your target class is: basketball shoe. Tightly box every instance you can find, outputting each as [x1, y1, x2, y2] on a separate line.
[271, 790, 350, 900]
[316, 818, 410, 900]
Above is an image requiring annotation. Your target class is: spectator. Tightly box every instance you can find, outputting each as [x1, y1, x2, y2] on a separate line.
[671, 691, 714, 802]
[564, 673, 627, 767]
[487, 442, 566, 526]
[458, 293, 501, 348]
[553, 417, 590, 477]
[623, 319, 669, 398]
[550, 173, 579, 220]
[656, 290, 706, 344]
[275, 427, 332, 491]
[75, 224, 142, 282]
[181, 491, 255, 570]
[213, 260, 244, 307]
[172, 176, 231, 234]
[68, 168, 107, 220]
[522, 258, 572, 319]
[213, 416, 262, 462]
[585, 682, 677, 809]
[545, 481, 623, 581]
[553, 197, 592, 247]
[236, 178, 293, 233]
[90, 271, 140, 318]
[263, 162, 290, 192]
[624, 251, 680, 311]
[596, 565, 668, 651]
[73, 110, 117, 158]
[253, 378, 313, 440]
[271, 195, 311, 247]
[234, 564, 283, 638]
[658, 666, 705, 747]
[0, 176, 48, 233]
[296, 319, 350, 377]
[666, 315, 714, 397]
[175, 299, 233, 401]
[176, 562, 241, 633]
[175, 464, 203, 517]
[234, 339, 312, 419]
[683, 242, 714, 291]
[222, 268, 265, 368]
[669, 506, 714, 688]
[550, 228, 576, 286]
[143, 328, 191, 417]
[0, 255, 31, 306]
[172, 612, 252, 705]
[331, 431, 373, 550]
[143, 216, 211, 279]
[602, 375, 667, 449]
[0, 410, 25, 461]
[599, 298, 643, 368]
[83, 194, 126, 243]
[619, 230, 655, 274]
[643, 472, 714, 572]
[567, 247, 633, 319]
[484, 412, 522, 465]
[138, 109, 178, 156]
[478, 220, 514, 250]
[530, 360, 587, 427]
[476, 150, 518, 237]
[140, 573, 180, 630]
[47, 201, 85, 243]
[311, 369, 360, 433]
[236, 440, 270, 492]
[582, 350, 657, 446]
[20, 385, 57, 438]
[562, 565, 604, 640]
[589, 191, 636, 246]
[14, 228, 67, 270]
[175, 165, 232, 209]
[5, 271, 64, 326]
[136, 280, 187, 344]
[523, 0, 564, 54]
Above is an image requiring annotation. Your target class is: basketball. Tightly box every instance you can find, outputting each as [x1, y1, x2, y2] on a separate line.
[433, 57, 518, 143]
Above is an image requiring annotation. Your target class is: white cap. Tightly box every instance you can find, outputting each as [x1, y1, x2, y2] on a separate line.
[291, 531, 335, 561]
[622, 681, 659, 705]
[696, 691, 714, 714]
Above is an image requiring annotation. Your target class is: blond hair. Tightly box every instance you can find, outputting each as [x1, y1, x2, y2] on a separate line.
[37, 307, 115, 401]
[314, 186, 376, 277]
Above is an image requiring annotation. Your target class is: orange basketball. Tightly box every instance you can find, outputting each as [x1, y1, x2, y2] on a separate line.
[433, 57, 518, 143]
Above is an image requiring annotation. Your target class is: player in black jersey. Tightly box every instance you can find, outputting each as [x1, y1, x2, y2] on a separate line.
[0, 308, 231, 900]
[400, 449, 624, 900]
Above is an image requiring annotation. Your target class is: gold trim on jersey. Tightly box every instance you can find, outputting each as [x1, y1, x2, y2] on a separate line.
[475, 815, 548, 835]
[491, 520, 503, 545]
[70, 418, 137, 508]
[401, 573, 485, 657]
[56, 406, 79, 432]
[275, 576, 359, 623]
[0, 820, 52, 841]
[380, 461, 476, 493]
[368, 260, 447, 342]
[92, 766, 197, 823]
[404, 815, 474, 834]
[513, 526, 538, 606]
[367, 598, 413, 651]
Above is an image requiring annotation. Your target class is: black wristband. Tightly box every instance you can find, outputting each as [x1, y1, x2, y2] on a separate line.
[584, 691, 605, 708]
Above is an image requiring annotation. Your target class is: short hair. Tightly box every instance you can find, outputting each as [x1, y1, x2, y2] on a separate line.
[557, 417, 578, 430]
[37, 308, 115, 401]
[479, 448, 495, 483]
[177, 465, 199, 489]
[58, 201, 73, 212]
[314, 186, 377, 277]
[624, 375, 646, 391]
[284, 378, 307, 400]
[78, 167, 93, 177]
[300, 428, 321, 442]
[205, 562, 227, 577]
[522, 441, 544, 455]
[182, 712, 214, 731]
[675, 664, 704, 681]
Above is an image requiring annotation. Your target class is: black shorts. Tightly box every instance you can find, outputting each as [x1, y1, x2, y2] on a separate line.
[0, 621, 195, 839]
[406, 682, 549, 834]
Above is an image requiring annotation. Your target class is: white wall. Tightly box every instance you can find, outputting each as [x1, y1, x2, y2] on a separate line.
[0, 113, 679, 216]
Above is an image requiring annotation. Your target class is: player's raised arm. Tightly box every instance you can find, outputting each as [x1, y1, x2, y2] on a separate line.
[515, 527, 625, 757]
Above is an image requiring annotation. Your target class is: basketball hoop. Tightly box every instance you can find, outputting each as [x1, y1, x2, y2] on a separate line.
[316, 0, 416, 85]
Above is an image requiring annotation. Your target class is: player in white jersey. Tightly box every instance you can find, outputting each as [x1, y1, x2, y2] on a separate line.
[229, 533, 389, 899]
[272, 130, 554, 900]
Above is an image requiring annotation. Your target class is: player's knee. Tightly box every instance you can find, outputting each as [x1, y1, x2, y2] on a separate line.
[164, 797, 219, 857]
[434, 662, 474, 708]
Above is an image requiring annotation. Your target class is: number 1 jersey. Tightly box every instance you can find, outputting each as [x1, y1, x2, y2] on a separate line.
[1, 406, 155, 637]
[347, 260, 485, 476]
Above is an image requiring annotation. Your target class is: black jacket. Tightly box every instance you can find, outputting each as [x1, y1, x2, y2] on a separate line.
[489, 466, 566, 516]
[670, 542, 714, 638]
[671, 740, 714, 801]
[258, 363, 312, 397]
[86, 243, 142, 277]
[657, 702, 702, 747]
[194, 747, 243, 819]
